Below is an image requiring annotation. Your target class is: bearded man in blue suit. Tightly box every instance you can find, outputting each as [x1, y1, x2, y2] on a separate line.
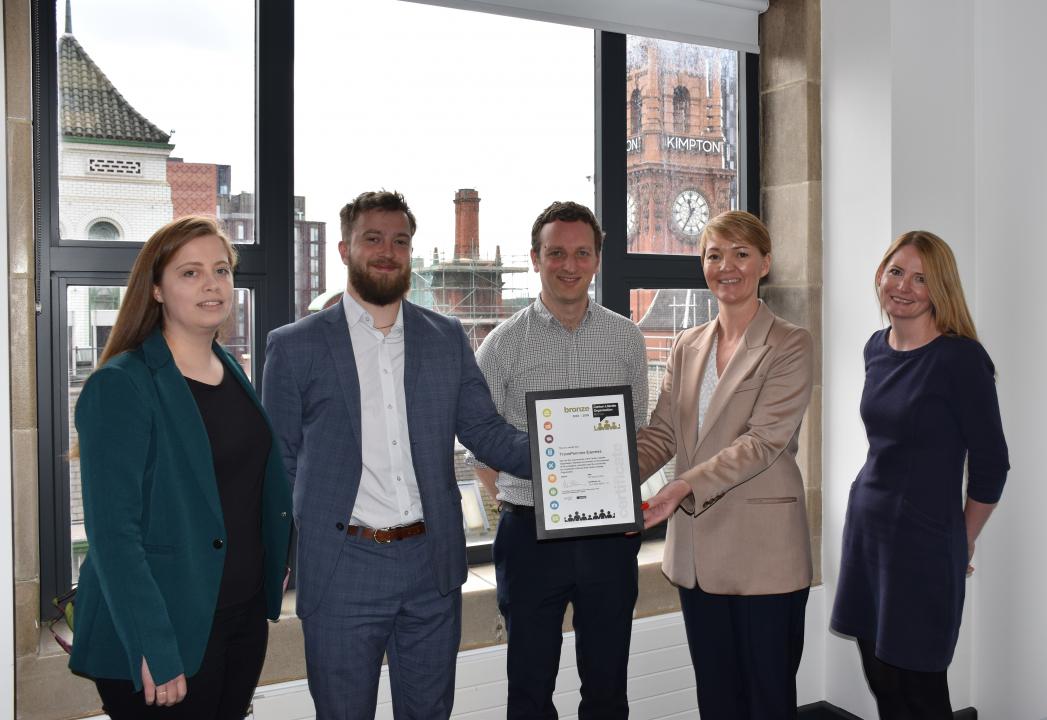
[262, 190, 530, 720]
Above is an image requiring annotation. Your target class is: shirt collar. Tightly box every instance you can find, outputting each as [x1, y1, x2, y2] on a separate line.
[342, 291, 404, 336]
[532, 293, 594, 330]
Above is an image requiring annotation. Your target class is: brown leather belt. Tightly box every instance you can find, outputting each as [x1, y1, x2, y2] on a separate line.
[347, 521, 426, 544]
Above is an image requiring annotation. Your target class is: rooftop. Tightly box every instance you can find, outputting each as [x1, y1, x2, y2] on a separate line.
[58, 33, 171, 146]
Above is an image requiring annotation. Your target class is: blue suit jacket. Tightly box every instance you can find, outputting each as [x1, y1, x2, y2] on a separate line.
[262, 300, 530, 617]
[69, 330, 293, 689]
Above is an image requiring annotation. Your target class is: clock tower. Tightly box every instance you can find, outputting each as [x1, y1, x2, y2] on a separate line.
[625, 39, 738, 255]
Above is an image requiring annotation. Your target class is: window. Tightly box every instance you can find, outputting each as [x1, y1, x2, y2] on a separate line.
[598, 34, 756, 544]
[35, 0, 294, 612]
[673, 86, 691, 133]
[296, 0, 595, 561]
[630, 87, 643, 136]
[86, 220, 120, 241]
[623, 37, 741, 257]
[34, 0, 754, 608]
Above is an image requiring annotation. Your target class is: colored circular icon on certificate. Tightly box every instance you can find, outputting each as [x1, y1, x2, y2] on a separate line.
[550, 501, 559, 509]
[544, 434, 554, 443]
[545, 448, 555, 457]
[547, 461, 556, 470]
[543, 421, 553, 430]
[548, 487, 558, 496]
[547, 474, 557, 483]
[542, 409, 552, 417]
[551, 514, 560, 523]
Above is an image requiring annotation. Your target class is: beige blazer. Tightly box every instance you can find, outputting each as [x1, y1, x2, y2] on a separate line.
[637, 301, 814, 595]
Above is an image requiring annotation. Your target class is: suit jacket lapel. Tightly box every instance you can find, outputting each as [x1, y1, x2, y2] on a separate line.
[693, 302, 775, 458]
[676, 320, 717, 463]
[402, 301, 422, 404]
[141, 330, 223, 523]
[322, 305, 363, 447]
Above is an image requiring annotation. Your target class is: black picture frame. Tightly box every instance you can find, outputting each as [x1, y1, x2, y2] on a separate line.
[525, 385, 643, 540]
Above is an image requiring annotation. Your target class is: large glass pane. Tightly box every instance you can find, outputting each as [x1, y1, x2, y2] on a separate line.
[66, 284, 254, 582]
[630, 287, 719, 496]
[56, 1, 256, 243]
[296, 0, 594, 549]
[626, 37, 739, 255]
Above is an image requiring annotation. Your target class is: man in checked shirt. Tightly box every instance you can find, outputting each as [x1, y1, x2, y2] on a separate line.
[472, 201, 648, 719]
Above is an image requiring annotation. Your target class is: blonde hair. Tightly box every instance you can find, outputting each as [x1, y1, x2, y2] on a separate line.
[699, 210, 771, 257]
[876, 230, 977, 340]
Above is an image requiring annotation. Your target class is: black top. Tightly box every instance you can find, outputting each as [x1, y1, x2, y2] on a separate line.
[186, 369, 271, 609]
[831, 329, 1009, 671]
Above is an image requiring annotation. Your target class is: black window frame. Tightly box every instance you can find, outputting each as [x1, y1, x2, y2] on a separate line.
[33, 0, 294, 614]
[32, 0, 756, 610]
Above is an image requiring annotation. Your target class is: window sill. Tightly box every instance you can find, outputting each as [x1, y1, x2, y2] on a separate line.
[19, 541, 681, 719]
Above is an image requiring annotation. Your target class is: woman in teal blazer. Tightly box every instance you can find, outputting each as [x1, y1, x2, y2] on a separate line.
[69, 216, 292, 719]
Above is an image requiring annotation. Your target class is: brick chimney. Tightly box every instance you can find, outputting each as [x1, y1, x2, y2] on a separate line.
[454, 189, 480, 260]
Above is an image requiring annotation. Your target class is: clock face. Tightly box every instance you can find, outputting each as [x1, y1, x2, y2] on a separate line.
[626, 193, 637, 236]
[672, 189, 710, 237]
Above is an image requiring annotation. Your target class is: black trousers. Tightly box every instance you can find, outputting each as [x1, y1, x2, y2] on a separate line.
[678, 582, 809, 720]
[493, 506, 641, 720]
[95, 589, 269, 720]
[858, 638, 952, 720]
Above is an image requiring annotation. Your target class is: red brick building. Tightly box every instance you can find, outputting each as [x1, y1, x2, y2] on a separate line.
[627, 39, 735, 348]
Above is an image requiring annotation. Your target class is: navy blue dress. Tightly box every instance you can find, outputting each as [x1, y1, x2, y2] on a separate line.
[831, 329, 1008, 672]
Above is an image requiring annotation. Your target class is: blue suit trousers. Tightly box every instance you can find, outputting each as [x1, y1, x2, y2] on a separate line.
[302, 531, 461, 720]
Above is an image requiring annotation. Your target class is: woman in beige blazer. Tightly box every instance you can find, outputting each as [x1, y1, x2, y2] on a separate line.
[637, 211, 814, 720]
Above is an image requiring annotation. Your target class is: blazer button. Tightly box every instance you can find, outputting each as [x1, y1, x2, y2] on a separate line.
[280, 511, 288, 518]
[336, 522, 345, 531]
[213, 539, 224, 549]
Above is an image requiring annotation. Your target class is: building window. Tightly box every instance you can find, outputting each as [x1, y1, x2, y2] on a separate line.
[86, 220, 120, 241]
[673, 85, 691, 133]
[35, 0, 753, 608]
[296, 0, 594, 560]
[630, 87, 643, 135]
[35, 0, 296, 611]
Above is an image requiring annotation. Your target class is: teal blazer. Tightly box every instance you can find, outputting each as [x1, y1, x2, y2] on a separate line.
[68, 329, 293, 689]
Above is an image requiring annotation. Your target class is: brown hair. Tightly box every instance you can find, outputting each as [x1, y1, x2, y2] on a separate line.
[97, 216, 237, 369]
[876, 230, 977, 340]
[699, 210, 772, 257]
[530, 201, 604, 255]
[339, 190, 417, 242]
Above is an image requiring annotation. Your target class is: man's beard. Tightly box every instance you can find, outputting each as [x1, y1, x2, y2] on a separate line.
[348, 258, 412, 306]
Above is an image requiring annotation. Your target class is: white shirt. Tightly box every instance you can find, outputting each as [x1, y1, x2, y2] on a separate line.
[342, 293, 423, 528]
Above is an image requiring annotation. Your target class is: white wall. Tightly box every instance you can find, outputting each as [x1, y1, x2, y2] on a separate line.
[970, 1, 1047, 717]
[822, 0, 1047, 717]
[821, 1, 893, 715]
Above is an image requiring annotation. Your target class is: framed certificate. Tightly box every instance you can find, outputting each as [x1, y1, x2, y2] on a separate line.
[525, 386, 643, 540]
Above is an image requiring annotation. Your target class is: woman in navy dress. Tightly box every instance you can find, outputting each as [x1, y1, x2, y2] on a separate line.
[831, 231, 1009, 719]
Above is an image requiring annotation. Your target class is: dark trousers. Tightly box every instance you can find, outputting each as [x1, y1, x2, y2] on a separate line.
[678, 582, 809, 720]
[95, 589, 268, 720]
[494, 507, 641, 720]
[858, 638, 952, 720]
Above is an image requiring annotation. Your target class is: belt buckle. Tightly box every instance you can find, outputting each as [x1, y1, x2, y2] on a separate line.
[373, 526, 394, 544]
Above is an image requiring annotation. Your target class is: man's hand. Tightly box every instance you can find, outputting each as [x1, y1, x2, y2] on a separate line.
[642, 479, 693, 529]
[474, 466, 500, 501]
[142, 657, 187, 706]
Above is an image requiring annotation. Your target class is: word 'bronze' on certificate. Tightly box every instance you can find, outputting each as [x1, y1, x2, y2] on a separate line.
[525, 386, 643, 540]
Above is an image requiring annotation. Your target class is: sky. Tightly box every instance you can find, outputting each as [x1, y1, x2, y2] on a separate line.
[61, 0, 595, 295]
